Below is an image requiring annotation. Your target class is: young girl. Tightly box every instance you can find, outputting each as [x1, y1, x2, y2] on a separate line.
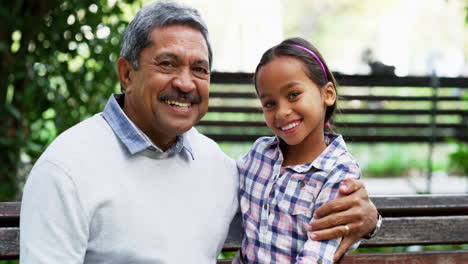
[235, 37, 361, 263]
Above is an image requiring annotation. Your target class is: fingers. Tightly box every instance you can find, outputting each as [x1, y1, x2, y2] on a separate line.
[333, 236, 356, 262]
[309, 190, 378, 236]
[313, 193, 359, 220]
[309, 207, 360, 232]
[339, 178, 365, 195]
[309, 221, 359, 241]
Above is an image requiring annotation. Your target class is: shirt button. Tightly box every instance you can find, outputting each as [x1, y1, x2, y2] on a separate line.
[263, 204, 268, 210]
[317, 259, 323, 264]
[299, 181, 306, 188]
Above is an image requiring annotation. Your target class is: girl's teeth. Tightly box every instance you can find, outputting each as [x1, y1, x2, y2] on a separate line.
[166, 100, 191, 107]
[281, 122, 299, 131]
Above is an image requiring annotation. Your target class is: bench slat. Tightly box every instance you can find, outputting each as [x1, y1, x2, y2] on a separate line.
[217, 250, 468, 264]
[0, 202, 20, 217]
[198, 121, 465, 129]
[0, 228, 19, 260]
[205, 134, 468, 143]
[362, 215, 468, 246]
[372, 195, 468, 216]
[340, 250, 468, 264]
[207, 106, 468, 115]
[209, 92, 464, 102]
[210, 72, 468, 88]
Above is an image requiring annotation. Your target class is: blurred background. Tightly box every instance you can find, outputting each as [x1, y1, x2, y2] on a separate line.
[0, 0, 467, 202]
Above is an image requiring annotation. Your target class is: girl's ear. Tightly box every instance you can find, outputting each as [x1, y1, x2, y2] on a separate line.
[322, 82, 336, 106]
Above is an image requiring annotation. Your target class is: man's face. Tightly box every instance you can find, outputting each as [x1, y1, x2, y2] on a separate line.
[121, 25, 210, 150]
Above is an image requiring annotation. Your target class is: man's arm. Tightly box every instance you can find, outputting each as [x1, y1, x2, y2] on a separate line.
[307, 178, 379, 262]
[20, 160, 89, 263]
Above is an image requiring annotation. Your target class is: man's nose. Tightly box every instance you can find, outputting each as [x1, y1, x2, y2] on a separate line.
[172, 70, 196, 93]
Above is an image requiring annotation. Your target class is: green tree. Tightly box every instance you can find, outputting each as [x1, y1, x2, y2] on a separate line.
[0, 0, 137, 200]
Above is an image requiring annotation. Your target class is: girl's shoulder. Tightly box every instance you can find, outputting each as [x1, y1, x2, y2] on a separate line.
[237, 136, 278, 166]
[251, 136, 277, 150]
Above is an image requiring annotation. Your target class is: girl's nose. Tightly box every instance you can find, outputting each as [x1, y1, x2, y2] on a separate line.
[275, 104, 292, 120]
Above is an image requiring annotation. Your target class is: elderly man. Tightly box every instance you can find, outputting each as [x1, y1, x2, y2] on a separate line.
[20, 1, 379, 263]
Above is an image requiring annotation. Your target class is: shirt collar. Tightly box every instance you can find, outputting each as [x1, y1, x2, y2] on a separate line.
[276, 133, 347, 173]
[101, 94, 193, 159]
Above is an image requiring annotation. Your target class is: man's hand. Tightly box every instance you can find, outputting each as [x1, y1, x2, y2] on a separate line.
[307, 178, 378, 262]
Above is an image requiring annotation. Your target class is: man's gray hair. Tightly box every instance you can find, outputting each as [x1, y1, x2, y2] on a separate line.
[120, 1, 212, 69]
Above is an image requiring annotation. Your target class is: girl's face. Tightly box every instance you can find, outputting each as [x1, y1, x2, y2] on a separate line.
[256, 56, 336, 147]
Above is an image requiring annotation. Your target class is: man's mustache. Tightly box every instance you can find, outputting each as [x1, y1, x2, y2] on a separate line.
[158, 92, 202, 104]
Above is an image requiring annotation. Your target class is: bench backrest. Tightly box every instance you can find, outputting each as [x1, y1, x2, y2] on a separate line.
[198, 73, 468, 144]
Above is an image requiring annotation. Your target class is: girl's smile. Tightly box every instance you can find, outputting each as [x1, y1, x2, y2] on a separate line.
[278, 119, 302, 134]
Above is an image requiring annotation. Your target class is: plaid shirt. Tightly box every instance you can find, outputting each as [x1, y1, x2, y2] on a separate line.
[236, 133, 361, 264]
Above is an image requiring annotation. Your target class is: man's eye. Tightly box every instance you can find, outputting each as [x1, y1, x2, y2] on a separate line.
[193, 67, 209, 74]
[192, 66, 210, 79]
[159, 61, 175, 67]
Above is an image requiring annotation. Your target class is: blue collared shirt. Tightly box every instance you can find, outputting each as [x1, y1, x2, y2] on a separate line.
[101, 94, 194, 159]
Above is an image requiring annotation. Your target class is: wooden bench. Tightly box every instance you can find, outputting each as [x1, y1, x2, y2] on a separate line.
[2, 195, 467, 263]
[199, 73, 468, 144]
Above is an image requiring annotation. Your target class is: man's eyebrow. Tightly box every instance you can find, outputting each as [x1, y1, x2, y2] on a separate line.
[154, 52, 178, 61]
[193, 59, 209, 67]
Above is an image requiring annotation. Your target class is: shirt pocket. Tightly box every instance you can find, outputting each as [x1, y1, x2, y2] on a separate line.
[277, 177, 316, 218]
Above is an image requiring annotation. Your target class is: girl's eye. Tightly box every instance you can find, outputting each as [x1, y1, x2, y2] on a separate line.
[288, 92, 300, 100]
[263, 101, 275, 108]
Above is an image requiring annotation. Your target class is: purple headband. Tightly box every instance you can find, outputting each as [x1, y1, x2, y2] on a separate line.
[292, 44, 328, 83]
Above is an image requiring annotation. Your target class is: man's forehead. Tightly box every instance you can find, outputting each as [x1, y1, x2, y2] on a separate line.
[148, 25, 209, 60]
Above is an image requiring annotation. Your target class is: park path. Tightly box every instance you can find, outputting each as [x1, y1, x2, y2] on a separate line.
[364, 173, 468, 194]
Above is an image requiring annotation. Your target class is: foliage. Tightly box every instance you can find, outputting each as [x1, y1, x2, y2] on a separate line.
[0, 0, 137, 201]
[447, 140, 468, 176]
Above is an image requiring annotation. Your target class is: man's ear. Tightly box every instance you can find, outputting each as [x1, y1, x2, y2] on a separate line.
[322, 82, 336, 106]
[117, 57, 134, 93]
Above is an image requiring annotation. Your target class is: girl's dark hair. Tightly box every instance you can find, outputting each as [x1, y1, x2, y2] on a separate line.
[253, 37, 338, 129]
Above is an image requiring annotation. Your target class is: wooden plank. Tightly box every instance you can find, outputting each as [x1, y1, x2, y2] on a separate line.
[223, 212, 242, 251]
[205, 134, 468, 143]
[217, 251, 468, 264]
[340, 250, 468, 264]
[198, 121, 464, 129]
[361, 215, 468, 246]
[372, 195, 468, 217]
[210, 72, 468, 88]
[209, 92, 464, 102]
[0, 202, 20, 217]
[343, 135, 468, 143]
[0, 202, 20, 227]
[207, 106, 467, 115]
[0, 228, 19, 260]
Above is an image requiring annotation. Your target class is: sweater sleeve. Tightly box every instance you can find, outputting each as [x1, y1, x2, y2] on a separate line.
[20, 160, 89, 264]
